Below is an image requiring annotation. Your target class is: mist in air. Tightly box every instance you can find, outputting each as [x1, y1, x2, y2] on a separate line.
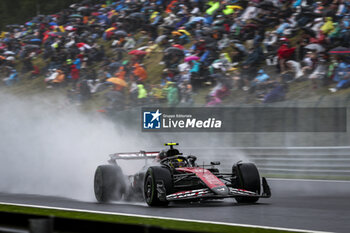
[0, 93, 146, 201]
[0, 93, 247, 202]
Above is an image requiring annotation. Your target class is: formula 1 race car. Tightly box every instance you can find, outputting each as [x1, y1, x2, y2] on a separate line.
[94, 143, 271, 206]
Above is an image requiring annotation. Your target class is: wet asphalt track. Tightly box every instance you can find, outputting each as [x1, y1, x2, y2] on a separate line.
[0, 179, 349, 233]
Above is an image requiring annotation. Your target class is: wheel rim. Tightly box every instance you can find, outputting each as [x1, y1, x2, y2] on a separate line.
[144, 176, 153, 203]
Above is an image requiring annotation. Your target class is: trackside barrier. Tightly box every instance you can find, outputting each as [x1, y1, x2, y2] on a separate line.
[0, 212, 189, 233]
[29, 219, 53, 233]
[183, 147, 350, 179]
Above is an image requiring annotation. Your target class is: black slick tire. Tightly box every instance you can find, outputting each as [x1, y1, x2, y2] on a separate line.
[94, 165, 126, 203]
[234, 163, 261, 203]
[144, 166, 172, 206]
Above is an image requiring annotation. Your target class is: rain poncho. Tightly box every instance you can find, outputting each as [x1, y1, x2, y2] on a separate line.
[277, 44, 295, 59]
[276, 22, 290, 35]
[137, 84, 147, 99]
[166, 0, 178, 13]
[189, 61, 200, 73]
[320, 17, 334, 35]
[150, 86, 165, 99]
[329, 23, 341, 39]
[206, 1, 220, 15]
[333, 62, 350, 82]
[4, 69, 18, 86]
[255, 70, 270, 83]
[223, 7, 234, 15]
[133, 63, 147, 81]
[293, 0, 302, 8]
[166, 84, 179, 106]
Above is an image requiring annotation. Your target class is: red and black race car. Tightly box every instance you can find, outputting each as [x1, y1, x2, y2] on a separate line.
[94, 143, 271, 206]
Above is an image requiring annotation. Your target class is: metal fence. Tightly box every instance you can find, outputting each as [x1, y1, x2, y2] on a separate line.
[115, 96, 350, 179]
[181, 146, 350, 179]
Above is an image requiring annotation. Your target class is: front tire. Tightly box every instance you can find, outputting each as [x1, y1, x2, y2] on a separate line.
[94, 165, 126, 203]
[144, 166, 172, 206]
[234, 163, 261, 203]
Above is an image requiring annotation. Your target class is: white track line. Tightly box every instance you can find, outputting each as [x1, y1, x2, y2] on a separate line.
[0, 201, 332, 233]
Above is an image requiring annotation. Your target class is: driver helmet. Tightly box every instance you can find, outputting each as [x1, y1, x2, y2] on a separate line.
[173, 158, 186, 168]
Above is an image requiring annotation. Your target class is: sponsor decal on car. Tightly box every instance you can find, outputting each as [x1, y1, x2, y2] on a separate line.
[166, 188, 210, 200]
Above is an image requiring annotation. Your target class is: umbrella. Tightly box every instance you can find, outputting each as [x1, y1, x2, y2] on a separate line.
[155, 35, 167, 44]
[23, 35, 38, 40]
[184, 56, 200, 62]
[24, 45, 40, 50]
[49, 22, 58, 26]
[136, 46, 149, 50]
[106, 77, 128, 87]
[48, 32, 64, 37]
[213, 19, 225, 26]
[65, 26, 77, 31]
[69, 14, 83, 18]
[227, 5, 243, 10]
[114, 30, 127, 37]
[3, 51, 15, 55]
[178, 29, 191, 36]
[105, 27, 116, 33]
[25, 39, 42, 45]
[172, 44, 184, 49]
[328, 46, 350, 54]
[6, 24, 21, 28]
[164, 47, 185, 56]
[91, 12, 100, 16]
[128, 50, 147, 56]
[172, 31, 182, 36]
[305, 43, 325, 52]
[77, 6, 88, 12]
[129, 12, 145, 19]
[191, 17, 205, 22]
[233, 43, 247, 54]
[257, 1, 276, 9]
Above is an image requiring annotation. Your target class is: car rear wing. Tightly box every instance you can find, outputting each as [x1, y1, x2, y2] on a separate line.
[109, 151, 159, 161]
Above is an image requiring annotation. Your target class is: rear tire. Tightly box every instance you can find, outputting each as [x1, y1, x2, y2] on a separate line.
[94, 165, 126, 203]
[234, 163, 261, 203]
[144, 166, 172, 206]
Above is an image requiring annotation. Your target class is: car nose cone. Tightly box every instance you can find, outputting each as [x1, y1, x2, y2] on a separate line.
[211, 186, 229, 196]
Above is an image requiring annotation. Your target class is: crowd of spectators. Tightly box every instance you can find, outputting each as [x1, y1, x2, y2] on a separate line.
[1, 0, 350, 112]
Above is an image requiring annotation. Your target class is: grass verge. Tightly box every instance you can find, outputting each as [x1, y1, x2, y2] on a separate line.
[0, 204, 299, 233]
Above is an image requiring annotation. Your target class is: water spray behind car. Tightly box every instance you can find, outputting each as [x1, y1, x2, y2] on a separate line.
[0, 93, 255, 203]
[0, 93, 154, 201]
